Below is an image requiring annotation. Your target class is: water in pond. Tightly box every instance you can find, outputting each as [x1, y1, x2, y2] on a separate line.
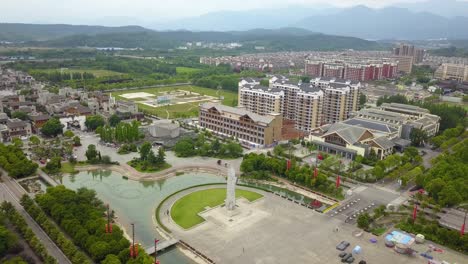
[59, 170, 226, 264]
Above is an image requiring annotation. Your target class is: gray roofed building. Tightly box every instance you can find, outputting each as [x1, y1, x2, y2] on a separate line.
[372, 136, 395, 150]
[343, 118, 398, 135]
[201, 102, 275, 124]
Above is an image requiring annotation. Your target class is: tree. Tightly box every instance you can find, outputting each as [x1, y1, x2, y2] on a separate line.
[108, 114, 121, 127]
[72, 136, 81, 146]
[101, 254, 122, 264]
[403, 147, 419, 162]
[11, 111, 29, 121]
[259, 79, 270, 87]
[41, 118, 64, 137]
[29, 136, 40, 145]
[139, 142, 152, 161]
[63, 130, 74, 138]
[2, 256, 27, 264]
[173, 138, 196, 157]
[410, 128, 428, 147]
[156, 147, 165, 165]
[12, 138, 23, 148]
[359, 94, 367, 106]
[45, 157, 62, 174]
[85, 145, 98, 161]
[0, 225, 19, 257]
[85, 115, 105, 131]
[357, 213, 371, 230]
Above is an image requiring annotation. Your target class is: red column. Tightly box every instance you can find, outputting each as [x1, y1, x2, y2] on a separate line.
[412, 204, 418, 221]
[336, 175, 341, 188]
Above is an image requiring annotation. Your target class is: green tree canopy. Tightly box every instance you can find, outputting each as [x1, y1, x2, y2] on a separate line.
[85, 115, 105, 131]
[41, 118, 64, 137]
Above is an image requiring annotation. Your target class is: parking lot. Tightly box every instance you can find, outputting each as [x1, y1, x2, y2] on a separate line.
[327, 186, 402, 224]
[328, 198, 378, 224]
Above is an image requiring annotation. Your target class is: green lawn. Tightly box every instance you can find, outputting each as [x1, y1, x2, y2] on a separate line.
[112, 85, 238, 119]
[39, 68, 122, 77]
[176, 67, 202, 74]
[171, 188, 263, 229]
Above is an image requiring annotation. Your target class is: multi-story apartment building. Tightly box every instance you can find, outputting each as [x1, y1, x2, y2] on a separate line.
[434, 63, 468, 82]
[321, 81, 359, 125]
[238, 76, 359, 132]
[393, 56, 414, 74]
[305, 60, 397, 81]
[198, 103, 282, 147]
[393, 44, 425, 64]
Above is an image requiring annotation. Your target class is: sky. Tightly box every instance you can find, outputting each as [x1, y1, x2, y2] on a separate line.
[1, 0, 466, 25]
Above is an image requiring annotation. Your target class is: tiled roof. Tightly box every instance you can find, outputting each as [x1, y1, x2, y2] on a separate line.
[343, 118, 397, 133]
[201, 103, 275, 124]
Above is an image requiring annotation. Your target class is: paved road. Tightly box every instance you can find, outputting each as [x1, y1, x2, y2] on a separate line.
[0, 172, 71, 264]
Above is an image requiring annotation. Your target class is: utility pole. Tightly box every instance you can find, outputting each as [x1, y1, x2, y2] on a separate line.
[131, 223, 136, 259]
[154, 239, 160, 264]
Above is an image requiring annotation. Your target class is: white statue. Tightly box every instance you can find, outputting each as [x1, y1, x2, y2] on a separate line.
[226, 166, 237, 211]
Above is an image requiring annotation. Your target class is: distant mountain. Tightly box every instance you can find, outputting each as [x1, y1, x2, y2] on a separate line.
[151, 6, 340, 31]
[0, 23, 151, 41]
[295, 6, 468, 40]
[399, 0, 468, 18]
[28, 28, 383, 52]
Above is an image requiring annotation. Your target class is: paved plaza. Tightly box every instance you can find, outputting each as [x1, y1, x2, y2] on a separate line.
[160, 186, 466, 264]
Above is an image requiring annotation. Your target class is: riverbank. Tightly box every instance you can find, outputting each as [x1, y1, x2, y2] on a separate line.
[74, 163, 228, 181]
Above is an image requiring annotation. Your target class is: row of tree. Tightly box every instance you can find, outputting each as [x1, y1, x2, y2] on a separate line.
[0, 144, 38, 178]
[30, 187, 154, 263]
[173, 134, 243, 159]
[98, 121, 141, 143]
[1, 202, 57, 264]
[0, 212, 21, 260]
[241, 153, 343, 199]
[20, 195, 92, 264]
[30, 70, 95, 82]
[416, 136, 468, 207]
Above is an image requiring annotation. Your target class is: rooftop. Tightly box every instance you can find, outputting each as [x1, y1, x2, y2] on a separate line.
[201, 103, 276, 124]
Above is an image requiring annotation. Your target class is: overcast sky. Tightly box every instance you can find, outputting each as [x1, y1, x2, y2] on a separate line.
[0, 0, 464, 24]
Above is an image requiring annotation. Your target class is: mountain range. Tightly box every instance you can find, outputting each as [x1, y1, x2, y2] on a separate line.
[1, 0, 468, 43]
[11, 27, 382, 52]
[148, 0, 468, 40]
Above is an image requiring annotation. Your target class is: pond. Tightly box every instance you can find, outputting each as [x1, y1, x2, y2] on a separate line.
[58, 170, 226, 264]
[56, 170, 319, 263]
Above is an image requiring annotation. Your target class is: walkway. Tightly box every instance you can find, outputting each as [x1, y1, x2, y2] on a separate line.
[145, 238, 179, 254]
[0, 171, 71, 264]
[75, 162, 230, 181]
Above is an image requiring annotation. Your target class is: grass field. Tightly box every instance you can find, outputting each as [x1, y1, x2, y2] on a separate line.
[176, 67, 202, 74]
[60, 162, 78, 174]
[39, 68, 122, 77]
[171, 188, 263, 229]
[112, 85, 238, 119]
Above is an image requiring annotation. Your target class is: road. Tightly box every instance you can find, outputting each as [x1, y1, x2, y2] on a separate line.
[0, 171, 71, 264]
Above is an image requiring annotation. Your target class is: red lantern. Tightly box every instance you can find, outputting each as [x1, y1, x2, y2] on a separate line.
[313, 167, 318, 178]
[286, 160, 291, 170]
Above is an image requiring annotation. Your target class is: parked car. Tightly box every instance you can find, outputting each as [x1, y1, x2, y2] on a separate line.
[338, 252, 347, 258]
[336, 241, 350, 251]
[346, 257, 355, 263]
[341, 253, 353, 262]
